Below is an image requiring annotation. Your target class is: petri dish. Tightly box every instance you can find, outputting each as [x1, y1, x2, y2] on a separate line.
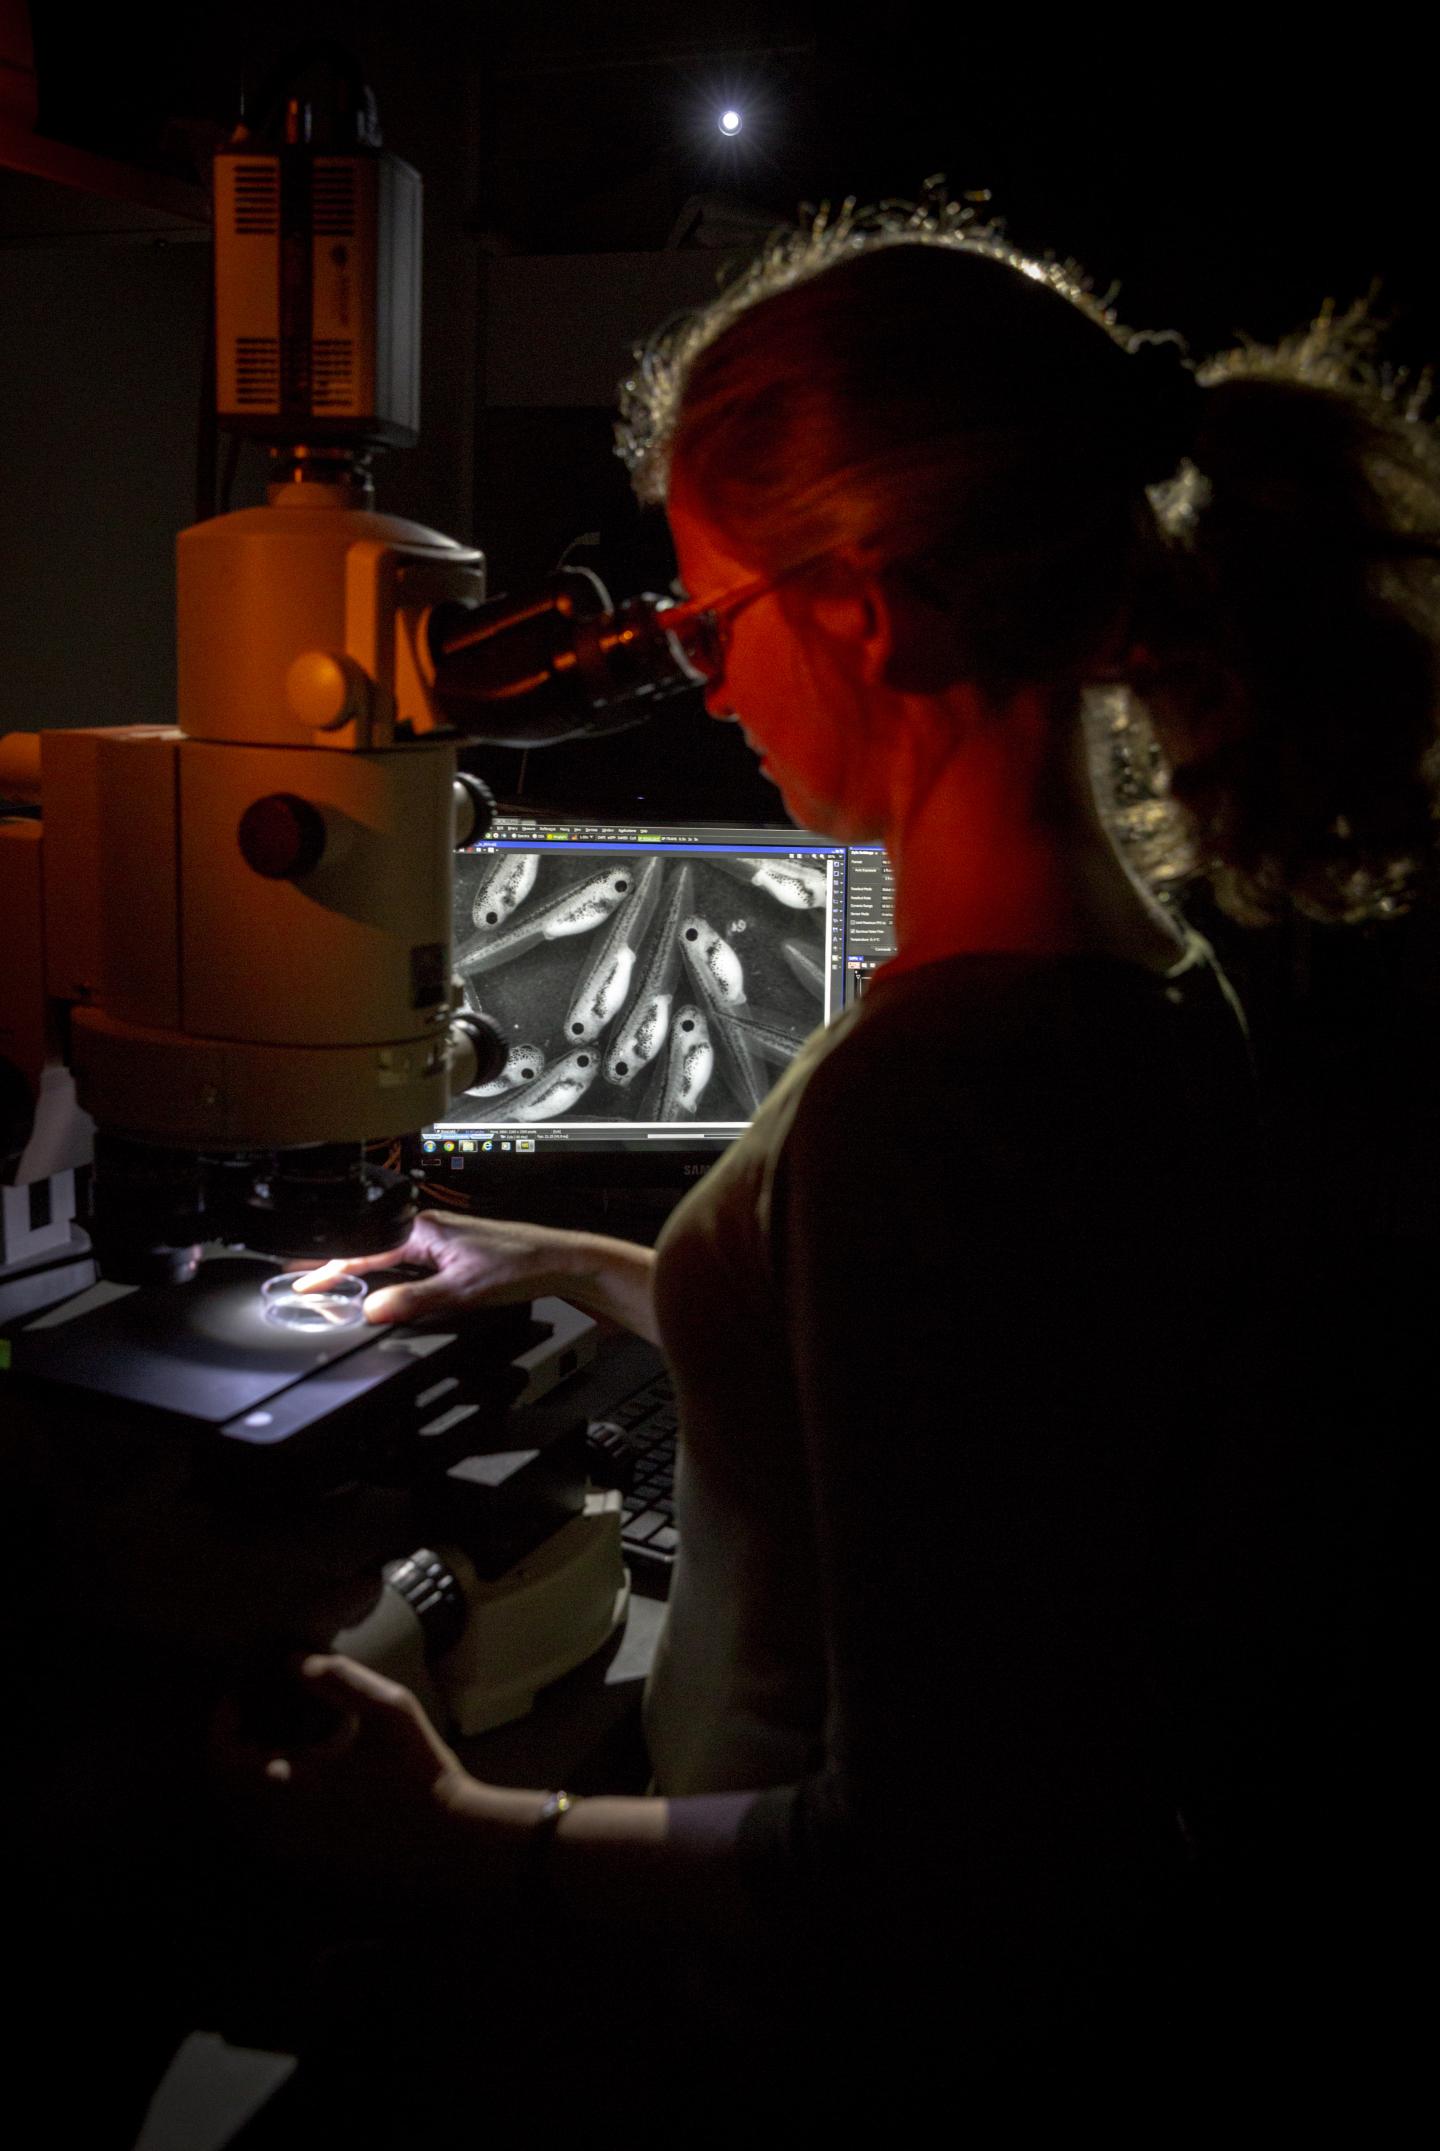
[260, 1270, 368, 1332]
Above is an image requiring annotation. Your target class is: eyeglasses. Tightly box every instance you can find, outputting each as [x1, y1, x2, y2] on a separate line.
[659, 556, 826, 689]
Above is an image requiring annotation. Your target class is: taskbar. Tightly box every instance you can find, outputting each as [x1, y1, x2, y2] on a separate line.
[422, 1127, 740, 1159]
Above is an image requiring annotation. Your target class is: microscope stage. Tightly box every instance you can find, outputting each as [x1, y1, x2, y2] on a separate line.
[10, 1254, 396, 1426]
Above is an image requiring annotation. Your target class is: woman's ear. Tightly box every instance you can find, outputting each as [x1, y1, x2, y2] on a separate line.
[863, 572, 962, 694]
[802, 573, 880, 670]
[802, 562, 959, 694]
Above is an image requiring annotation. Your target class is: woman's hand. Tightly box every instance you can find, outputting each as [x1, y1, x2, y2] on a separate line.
[214, 1661, 755, 1947]
[296, 1212, 660, 1342]
[295, 1212, 594, 1324]
[210, 1654, 495, 1905]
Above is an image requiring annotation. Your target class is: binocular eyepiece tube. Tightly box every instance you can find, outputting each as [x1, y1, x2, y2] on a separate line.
[426, 567, 706, 748]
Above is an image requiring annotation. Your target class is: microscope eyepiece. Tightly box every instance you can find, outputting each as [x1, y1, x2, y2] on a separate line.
[427, 569, 705, 746]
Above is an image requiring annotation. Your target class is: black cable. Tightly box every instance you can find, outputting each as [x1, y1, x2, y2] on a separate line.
[240, 40, 377, 148]
[220, 432, 242, 514]
[194, 239, 218, 523]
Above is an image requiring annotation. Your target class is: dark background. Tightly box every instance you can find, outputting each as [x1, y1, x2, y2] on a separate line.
[6, 4, 1440, 824]
[1, 19, 1431, 2125]
[4, 4, 1439, 1242]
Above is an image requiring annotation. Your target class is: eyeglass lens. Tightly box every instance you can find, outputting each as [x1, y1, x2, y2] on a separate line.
[666, 609, 725, 685]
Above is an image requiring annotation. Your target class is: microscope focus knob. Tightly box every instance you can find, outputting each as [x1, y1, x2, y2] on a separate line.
[285, 648, 371, 729]
[238, 793, 328, 880]
[382, 1548, 467, 1657]
[449, 1009, 509, 1090]
[452, 770, 496, 847]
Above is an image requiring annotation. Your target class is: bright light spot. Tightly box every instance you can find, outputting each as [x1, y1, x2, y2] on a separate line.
[718, 109, 742, 136]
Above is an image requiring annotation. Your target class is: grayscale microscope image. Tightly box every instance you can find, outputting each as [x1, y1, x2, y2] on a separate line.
[451, 852, 830, 1125]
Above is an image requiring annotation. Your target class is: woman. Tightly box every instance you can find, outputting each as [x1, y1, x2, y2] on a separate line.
[222, 195, 1440, 2124]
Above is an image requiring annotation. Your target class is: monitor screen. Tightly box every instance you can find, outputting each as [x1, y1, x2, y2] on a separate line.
[418, 810, 897, 1208]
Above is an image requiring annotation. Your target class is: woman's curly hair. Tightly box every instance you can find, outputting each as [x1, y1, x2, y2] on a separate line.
[615, 188, 1440, 927]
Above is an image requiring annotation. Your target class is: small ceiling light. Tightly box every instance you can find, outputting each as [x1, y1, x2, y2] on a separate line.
[718, 109, 742, 137]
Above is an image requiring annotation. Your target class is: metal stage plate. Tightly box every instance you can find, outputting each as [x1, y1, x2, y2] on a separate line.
[10, 1254, 394, 1426]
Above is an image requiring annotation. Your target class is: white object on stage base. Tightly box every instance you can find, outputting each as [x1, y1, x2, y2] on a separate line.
[435, 1489, 630, 1736]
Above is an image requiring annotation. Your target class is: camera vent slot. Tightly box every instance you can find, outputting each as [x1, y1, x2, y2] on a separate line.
[234, 337, 281, 405]
[231, 162, 279, 235]
[311, 339, 356, 408]
[312, 166, 358, 237]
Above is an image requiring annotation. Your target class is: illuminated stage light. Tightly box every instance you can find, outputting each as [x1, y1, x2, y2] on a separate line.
[718, 109, 742, 136]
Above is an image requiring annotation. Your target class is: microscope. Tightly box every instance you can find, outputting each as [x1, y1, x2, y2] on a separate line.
[0, 51, 705, 1735]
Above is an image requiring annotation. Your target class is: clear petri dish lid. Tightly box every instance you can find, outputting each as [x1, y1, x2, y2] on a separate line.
[260, 1270, 368, 1332]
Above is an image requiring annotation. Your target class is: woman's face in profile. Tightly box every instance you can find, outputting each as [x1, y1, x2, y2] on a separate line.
[666, 487, 889, 842]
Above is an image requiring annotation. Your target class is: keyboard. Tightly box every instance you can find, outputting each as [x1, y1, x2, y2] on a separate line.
[586, 1371, 680, 1575]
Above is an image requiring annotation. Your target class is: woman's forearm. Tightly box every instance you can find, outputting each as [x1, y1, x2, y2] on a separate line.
[445, 1783, 763, 1942]
[554, 1232, 661, 1345]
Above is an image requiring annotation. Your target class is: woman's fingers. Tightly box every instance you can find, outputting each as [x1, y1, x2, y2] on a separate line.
[292, 1248, 416, 1294]
[298, 1654, 413, 1711]
[208, 1680, 357, 1798]
[295, 1217, 553, 1320]
[362, 1286, 407, 1324]
[363, 1269, 496, 1324]
[210, 1658, 404, 1784]
[299, 1656, 464, 1775]
[291, 1214, 466, 1295]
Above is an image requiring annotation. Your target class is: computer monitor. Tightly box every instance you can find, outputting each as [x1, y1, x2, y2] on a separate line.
[417, 810, 897, 1218]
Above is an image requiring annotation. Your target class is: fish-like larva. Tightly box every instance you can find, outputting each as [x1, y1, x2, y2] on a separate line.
[456, 864, 636, 975]
[658, 1006, 714, 1118]
[470, 850, 540, 930]
[605, 862, 694, 1086]
[710, 1010, 767, 1114]
[722, 1004, 808, 1068]
[490, 1048, 600, 1124]
[563, 856, 663, 1045]
[606, 993, 669, 1089]
[780, 937, 826, 1001]
[712, 854, 829, 910]
[464, 1041, 547, 1099]
[679, 915, 747, 1009]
